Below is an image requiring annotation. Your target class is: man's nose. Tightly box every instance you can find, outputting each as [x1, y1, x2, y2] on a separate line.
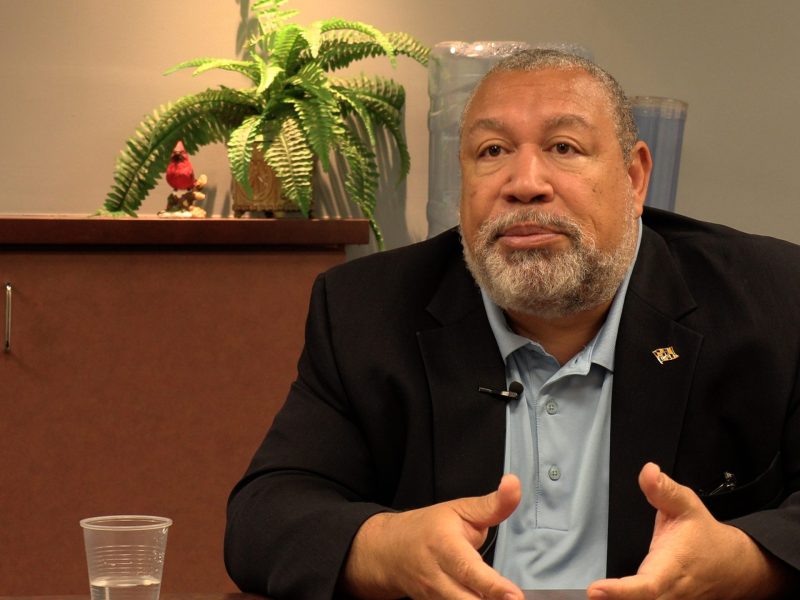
[500, 149, 554, 204]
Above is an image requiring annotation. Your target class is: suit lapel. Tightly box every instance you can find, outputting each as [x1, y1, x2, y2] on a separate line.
[417, 254, 508, 503]
[606, 226, 704, 577]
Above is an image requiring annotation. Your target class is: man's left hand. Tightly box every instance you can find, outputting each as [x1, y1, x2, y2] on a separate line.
[587, 462, 795, 599]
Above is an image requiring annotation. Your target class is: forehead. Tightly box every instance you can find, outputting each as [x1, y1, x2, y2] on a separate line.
[463, 68, 616, 134]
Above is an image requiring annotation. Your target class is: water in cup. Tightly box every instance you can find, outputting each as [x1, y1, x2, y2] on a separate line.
[81, 515, 172, 600]
[90, 575, 161, 600]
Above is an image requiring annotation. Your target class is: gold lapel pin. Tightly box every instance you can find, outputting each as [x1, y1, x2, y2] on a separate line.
[652, 346, 679, 364]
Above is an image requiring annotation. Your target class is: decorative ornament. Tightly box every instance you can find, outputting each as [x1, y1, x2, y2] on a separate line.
[159, 141, 207, 218]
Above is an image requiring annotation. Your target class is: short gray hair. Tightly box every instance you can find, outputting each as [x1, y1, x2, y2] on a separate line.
[461, 48, 638, 162]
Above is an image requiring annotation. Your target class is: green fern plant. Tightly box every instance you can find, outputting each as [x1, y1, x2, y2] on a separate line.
[101, 0, 429, 246]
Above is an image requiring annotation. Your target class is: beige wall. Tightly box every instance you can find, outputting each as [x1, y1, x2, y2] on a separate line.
[1, 1, 798, 247]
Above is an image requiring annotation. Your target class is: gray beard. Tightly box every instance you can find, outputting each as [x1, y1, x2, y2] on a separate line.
[462, 205, 638, 319]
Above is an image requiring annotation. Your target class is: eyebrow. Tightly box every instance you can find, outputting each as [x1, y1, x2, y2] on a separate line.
[464, 113, 596, 137]
[464, 117, 506, 137]
[542, 114, 595, 132]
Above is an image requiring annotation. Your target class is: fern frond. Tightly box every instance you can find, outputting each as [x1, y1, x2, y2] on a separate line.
[103, 88, 260, 215]
[250, 52, 283, 95]
[337, 128, 382, 248]
[318, 19, 396, 67]
[287, 63, 343, 171]
[253, 0, 299, 33]
[290, 62, 336, 103]
[385, 31, 430, 66]
[267, 24, 307, 75]
[252, 0, 299, 40]
[335, 81, 409, 178]
[335, 75, 406, 110]
[375, 113, 410, 181]
[227, 115, 265, 197]
[331, 88, 376, 149]
[314, 31, 428, 72]
[287, 96, 342, 172]
[315, 35, 385, 71]
[303, 20, 324, 58]
[148, 88, 260, 153]
[262, 117, 315, 215]
[164, 57, 260, 84]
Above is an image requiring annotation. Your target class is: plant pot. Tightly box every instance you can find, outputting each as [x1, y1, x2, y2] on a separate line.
[231, 148, 301, 217]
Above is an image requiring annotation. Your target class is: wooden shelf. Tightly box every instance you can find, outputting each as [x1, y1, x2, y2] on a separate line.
[0, 215, 370, 247]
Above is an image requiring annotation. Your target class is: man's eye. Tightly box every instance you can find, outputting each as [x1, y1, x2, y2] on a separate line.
[481, 144, 503, 158]
[553, 142, 574, 155]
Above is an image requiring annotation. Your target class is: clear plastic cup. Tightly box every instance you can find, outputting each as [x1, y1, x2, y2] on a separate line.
[80, 515, 172, 600]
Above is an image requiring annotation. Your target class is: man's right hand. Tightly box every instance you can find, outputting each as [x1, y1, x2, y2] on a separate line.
[340, 474, 525, 600]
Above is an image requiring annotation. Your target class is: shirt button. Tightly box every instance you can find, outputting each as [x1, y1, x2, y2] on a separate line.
[545, 400, 558, 415]
[548, 465, 561, 481]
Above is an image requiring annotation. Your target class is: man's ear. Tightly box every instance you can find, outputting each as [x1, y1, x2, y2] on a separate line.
[628, 141, 653, 216]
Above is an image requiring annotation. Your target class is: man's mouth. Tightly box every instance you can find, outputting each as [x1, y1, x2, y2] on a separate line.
[496, 223, 566, 249]
[500, 223, 563, 237]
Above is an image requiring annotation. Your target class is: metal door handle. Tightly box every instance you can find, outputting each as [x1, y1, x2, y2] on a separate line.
[4, 282, 11, 352]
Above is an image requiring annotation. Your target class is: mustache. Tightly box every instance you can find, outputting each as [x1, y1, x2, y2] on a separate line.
[477, 208, 585, 244]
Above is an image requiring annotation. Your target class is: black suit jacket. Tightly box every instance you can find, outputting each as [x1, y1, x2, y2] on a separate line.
[225, 208, 800, 599]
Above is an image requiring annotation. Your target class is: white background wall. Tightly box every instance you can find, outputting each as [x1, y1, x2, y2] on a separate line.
[1, 1, 798, 247]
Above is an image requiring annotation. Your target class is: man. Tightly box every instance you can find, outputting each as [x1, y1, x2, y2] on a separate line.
[225, 49, 800, 599]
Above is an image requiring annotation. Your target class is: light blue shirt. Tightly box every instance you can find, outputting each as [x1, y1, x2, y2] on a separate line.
[482, 222, 641, 589]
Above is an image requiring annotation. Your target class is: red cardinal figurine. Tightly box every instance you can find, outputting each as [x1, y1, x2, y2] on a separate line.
[166, 141, 197, 191]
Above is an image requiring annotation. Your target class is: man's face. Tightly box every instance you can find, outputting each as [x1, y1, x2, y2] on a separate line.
[459, 67, 650, 318]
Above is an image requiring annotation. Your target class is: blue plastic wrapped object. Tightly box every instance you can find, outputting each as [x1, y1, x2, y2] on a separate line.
[426, 41, 594, 237]
[632, 97, 688, 212]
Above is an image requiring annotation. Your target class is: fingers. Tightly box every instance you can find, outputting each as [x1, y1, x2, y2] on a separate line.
[342, 475, 525, 600]
[587, 464, 723, 600]
[455, 473, 522, 532]
[423, 475, 523, 599]
[496, 473, 523, 518]
[587, 574, 659, 599]
[435, 534, 523, 600]
[638, 462, 699, 519]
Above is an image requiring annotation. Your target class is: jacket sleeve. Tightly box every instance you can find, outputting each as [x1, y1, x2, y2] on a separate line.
[727, 356, 800, 572]
[224, 272, 391, 599]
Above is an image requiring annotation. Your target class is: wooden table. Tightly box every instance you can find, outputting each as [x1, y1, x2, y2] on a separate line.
[0, 596, 261, 600]
[524, 592, 585, 600]
[0, 593, 587, 600]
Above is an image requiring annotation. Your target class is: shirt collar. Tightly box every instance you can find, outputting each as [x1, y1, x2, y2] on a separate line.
[480, 218, 642, 372]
